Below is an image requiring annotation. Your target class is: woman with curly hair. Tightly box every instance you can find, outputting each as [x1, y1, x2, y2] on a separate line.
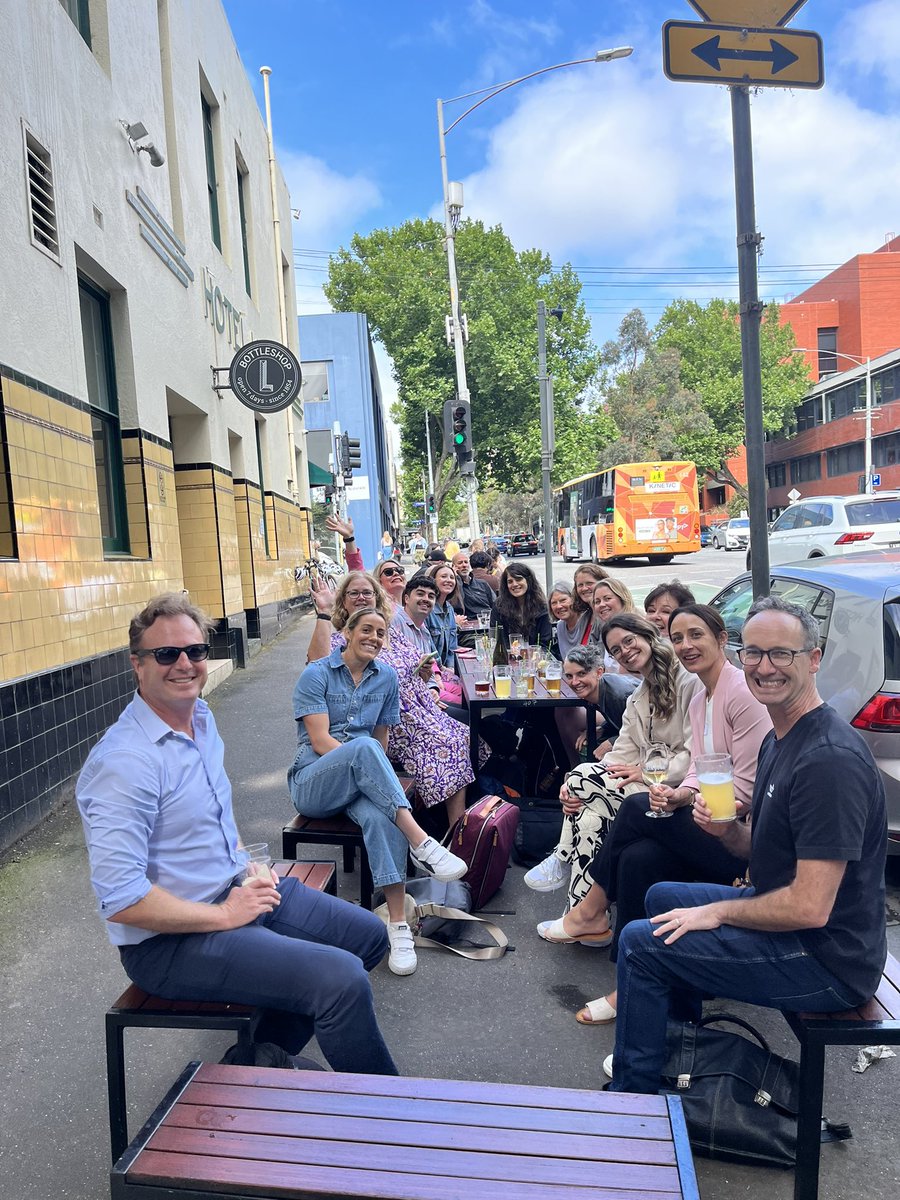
[495, 562, 553, 650]
[303, 570, 483, 825]
[527, 612, 702, 919]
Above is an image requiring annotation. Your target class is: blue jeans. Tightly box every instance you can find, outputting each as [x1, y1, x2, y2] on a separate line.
[288, 737, 412, 887]
[611, 881, 861, 1094]
[121, 876, 396, 1075]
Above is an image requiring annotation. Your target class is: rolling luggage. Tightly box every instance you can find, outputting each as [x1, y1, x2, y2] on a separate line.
[444, 794, 519, 909]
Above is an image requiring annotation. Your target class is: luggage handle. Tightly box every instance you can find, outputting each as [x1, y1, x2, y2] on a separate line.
[412, 903, 509, 960]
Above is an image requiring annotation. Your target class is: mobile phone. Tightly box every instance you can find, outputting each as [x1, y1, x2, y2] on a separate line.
[418, 652, 437, 668]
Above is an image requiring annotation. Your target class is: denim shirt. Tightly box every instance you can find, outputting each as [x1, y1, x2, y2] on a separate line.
[291, 646, 400, 772]
[425, 600, 459, 667]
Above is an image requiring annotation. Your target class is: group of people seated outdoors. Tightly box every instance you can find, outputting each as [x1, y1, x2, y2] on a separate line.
[76, 512, 888, 1102]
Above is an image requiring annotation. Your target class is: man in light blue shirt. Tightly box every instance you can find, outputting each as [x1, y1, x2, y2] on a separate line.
[77, 593, 397, 1075]
[390, 574, 439, 661]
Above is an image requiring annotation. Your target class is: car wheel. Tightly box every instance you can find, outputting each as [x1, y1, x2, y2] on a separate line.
[712, 537, 720, 549]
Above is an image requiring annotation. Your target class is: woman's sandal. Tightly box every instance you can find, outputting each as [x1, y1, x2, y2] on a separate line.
[575, 995, 617, 1025]
[536, 916, 612, 947]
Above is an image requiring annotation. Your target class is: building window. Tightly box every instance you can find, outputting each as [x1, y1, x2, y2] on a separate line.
[78, 278, 130, 554]
[59, 0, 91, 46]
[827, 382, 862, 422]
[826, 443, 864, 477]
[236, 162, 251, 296]
[300, 362, 330, 404]
[817, 328, 837, 379]
[766, 462, 786, 489]
[23, 127, 60, 262]
[790, 453, 822, 484]
[201, 95, 221, 250]
[874, 432, 900, 468]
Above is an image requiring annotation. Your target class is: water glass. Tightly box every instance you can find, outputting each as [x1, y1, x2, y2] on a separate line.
[240, 842, 274, 884]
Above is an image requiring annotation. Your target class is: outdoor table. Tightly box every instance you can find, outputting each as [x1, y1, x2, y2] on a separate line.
[457, 655, 597, 776]
[111, 1062, 700, 1200]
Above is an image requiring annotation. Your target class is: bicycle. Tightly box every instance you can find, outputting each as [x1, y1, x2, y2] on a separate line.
[294, 557, 341, 590]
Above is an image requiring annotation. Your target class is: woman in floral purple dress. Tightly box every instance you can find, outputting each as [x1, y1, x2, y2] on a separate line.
[305, 568, 486, 825]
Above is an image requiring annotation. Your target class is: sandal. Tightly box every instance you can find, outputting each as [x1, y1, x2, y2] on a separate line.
[576, 995, 617, 1025]
[536, 916, 612, 948]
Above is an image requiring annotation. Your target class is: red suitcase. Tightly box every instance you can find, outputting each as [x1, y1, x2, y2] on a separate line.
[444, 795, 519, 909]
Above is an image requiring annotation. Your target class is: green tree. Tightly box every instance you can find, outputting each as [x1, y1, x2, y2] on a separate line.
[655, 298, 809, 496]
[324, 218, 608, 507]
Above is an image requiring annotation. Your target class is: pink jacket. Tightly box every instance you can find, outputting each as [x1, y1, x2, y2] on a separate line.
[680, 660, 772, 808]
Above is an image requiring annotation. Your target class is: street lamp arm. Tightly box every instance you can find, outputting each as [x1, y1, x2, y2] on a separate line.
[442, 48, 633, 136]
[790, 347, 868, 368]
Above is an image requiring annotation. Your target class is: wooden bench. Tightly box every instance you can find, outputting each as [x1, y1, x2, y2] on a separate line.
[282, 773, 417, 910]
[105, 861, 336, 1165]
[784, 950, 900, 1200]
[110, 1062, 700, 1200]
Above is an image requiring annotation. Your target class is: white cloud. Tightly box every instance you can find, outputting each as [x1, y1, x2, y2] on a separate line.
[834, 0, 900, 94]
[279, 150, 381, 252]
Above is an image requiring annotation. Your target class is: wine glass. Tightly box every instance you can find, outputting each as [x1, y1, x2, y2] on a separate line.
[642, 743, 672, 818]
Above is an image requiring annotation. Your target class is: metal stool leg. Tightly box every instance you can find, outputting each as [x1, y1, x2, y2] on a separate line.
[106, 1015, 129, 1164]
[793, 1038, 826, 1200]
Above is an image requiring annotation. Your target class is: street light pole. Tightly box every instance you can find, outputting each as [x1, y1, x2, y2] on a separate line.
[436, 46, 633, 549]
[538, 300, 556, 597]
[791, 348, 875, 493]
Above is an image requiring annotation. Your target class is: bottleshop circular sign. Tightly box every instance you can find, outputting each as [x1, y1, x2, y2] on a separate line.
[229, 340, 302, 413]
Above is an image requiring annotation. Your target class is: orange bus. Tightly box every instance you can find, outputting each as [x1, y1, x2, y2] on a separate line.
[554, 461, 701, 564]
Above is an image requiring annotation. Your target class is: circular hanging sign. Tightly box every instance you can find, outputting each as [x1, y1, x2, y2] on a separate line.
[228, 340, 302, 413]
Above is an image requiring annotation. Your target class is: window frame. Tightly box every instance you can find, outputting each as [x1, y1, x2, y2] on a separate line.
[201, 95, 221, 251]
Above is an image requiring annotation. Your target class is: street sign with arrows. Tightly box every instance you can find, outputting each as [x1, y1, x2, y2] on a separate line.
[663, 20, 823, 88]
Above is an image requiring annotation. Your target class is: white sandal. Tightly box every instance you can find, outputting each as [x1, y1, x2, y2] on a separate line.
[575, 995, 617, 1025]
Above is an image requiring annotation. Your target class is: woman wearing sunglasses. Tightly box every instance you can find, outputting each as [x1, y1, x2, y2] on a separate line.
[529, 613, 701, 922]
[555, 604, 771, 1027]
[304, 570, 485, 827]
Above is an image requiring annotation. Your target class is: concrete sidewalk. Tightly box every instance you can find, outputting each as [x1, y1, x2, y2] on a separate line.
[1, 612, 898, 1199]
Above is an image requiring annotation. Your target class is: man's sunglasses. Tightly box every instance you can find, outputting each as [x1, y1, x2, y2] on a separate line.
[133, 643, 211, 665]
[380, 567, 406, 578]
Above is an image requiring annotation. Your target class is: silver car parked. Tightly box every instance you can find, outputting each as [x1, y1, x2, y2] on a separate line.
[710, 551, 900, 855]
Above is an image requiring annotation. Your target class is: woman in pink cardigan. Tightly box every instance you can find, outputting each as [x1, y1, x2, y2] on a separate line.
[557, 603, 772, 1026]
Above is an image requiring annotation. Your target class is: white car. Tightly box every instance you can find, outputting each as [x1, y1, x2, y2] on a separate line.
[711, 517, 750, 551]
[752, 493, 900, 569]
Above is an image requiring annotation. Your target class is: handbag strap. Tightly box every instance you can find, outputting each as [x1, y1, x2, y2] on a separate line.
[696, 1013, 773, 1055]
[412, 903, 508, 960]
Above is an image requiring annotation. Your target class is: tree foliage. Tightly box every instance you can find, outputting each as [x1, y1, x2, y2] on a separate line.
[324, 218, 609, 507]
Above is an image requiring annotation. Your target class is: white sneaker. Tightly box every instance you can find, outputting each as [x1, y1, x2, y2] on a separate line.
[603, 1054, 614, 1080]
[387, 922, 417, 976]
[523, 853, 566, 892]
[411, 837, 467, 882]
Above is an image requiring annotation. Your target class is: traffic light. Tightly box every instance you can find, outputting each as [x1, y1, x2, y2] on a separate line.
[339, 432, 362, 477]
[427, 493, 436, 514]
[443, 398, 472, 467]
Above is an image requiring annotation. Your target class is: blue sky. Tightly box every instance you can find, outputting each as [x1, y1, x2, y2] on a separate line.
[222, 0, 900, 356]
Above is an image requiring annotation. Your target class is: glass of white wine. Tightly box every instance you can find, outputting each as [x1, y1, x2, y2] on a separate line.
[642, 743, 672, 819]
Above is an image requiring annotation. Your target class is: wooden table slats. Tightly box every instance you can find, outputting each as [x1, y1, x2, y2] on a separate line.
[115, 1064, 698, 1200]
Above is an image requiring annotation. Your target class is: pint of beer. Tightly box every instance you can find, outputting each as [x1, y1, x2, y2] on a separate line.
[695, 753, 736, 822]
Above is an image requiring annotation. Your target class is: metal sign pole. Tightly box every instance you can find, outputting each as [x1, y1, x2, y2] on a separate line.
[730, 85, 769, 597]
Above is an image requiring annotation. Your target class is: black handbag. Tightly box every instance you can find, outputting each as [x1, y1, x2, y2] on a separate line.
[662, 1014, 851, 1168]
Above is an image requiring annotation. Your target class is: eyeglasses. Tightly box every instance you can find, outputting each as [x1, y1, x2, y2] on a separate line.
[737, 647, 812, 667]
[380, 567, 405, 578]
[133, 643, 210, 666]
[607, 634, 640, 660]
[346, 589, 376, 600]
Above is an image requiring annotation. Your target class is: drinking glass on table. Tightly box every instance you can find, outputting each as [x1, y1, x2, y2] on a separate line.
[493, 665, 511, 699]
[643, 744, 673, 818]
[473, 669, 491, 697]
[695, 753, 737, 822]
[240, 842, 274, 884]
[477, 610, 492, 631]
[544, 662, 562, 695]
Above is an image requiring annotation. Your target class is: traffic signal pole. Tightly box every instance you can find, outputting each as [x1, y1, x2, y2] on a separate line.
[424, 411, 438, 543]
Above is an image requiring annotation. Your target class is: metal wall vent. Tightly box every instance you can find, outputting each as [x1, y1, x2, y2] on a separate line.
[24, 129, 60, 261]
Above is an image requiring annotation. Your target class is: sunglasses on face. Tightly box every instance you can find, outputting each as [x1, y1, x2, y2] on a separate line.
[133, 643, 211, 665]
[380, 567, 406, 578]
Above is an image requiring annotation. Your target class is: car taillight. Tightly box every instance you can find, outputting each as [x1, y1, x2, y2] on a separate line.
[852, 693, 900, 731]
[834, 531, 874, 545]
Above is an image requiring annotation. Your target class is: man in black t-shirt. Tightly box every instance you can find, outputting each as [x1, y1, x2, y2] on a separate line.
[608, 595, 887, 1095]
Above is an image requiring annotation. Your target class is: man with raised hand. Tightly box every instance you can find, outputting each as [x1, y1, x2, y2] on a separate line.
[607, 595, 887, 1093]
[77, 592, 397, 1075]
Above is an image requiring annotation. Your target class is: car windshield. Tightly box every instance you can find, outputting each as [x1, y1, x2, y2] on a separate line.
[730, 519, 750, 529]
[846, 499, 900, 526]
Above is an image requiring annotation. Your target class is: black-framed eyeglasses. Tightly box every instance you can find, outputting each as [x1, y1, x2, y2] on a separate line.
[133, 643, 211, 666]
[737, 646, 812, 667]
[380, 567, 406, 578]
[607, 634, 639, 660]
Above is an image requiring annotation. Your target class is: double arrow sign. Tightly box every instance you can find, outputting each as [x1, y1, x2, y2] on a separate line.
[663, 0, 823, 89]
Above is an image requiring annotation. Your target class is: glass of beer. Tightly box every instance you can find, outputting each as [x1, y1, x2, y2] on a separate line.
[544, 662, 562, 695]
[642, 743, 672, 818]
[474, 673, 491, 697]
[240, 843, 274, 884]
[695, 753, 737, 822]
[493, 665, 511, 699]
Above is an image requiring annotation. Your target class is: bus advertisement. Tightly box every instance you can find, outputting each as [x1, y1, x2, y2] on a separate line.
[554, 461, 701, 564]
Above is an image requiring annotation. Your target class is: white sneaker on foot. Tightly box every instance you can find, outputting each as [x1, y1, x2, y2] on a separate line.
[411, 837, 467, 882]
[603, 1054, 614, 1080]
[387, 922, 417, 976]
[523, 853, 566, 892]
